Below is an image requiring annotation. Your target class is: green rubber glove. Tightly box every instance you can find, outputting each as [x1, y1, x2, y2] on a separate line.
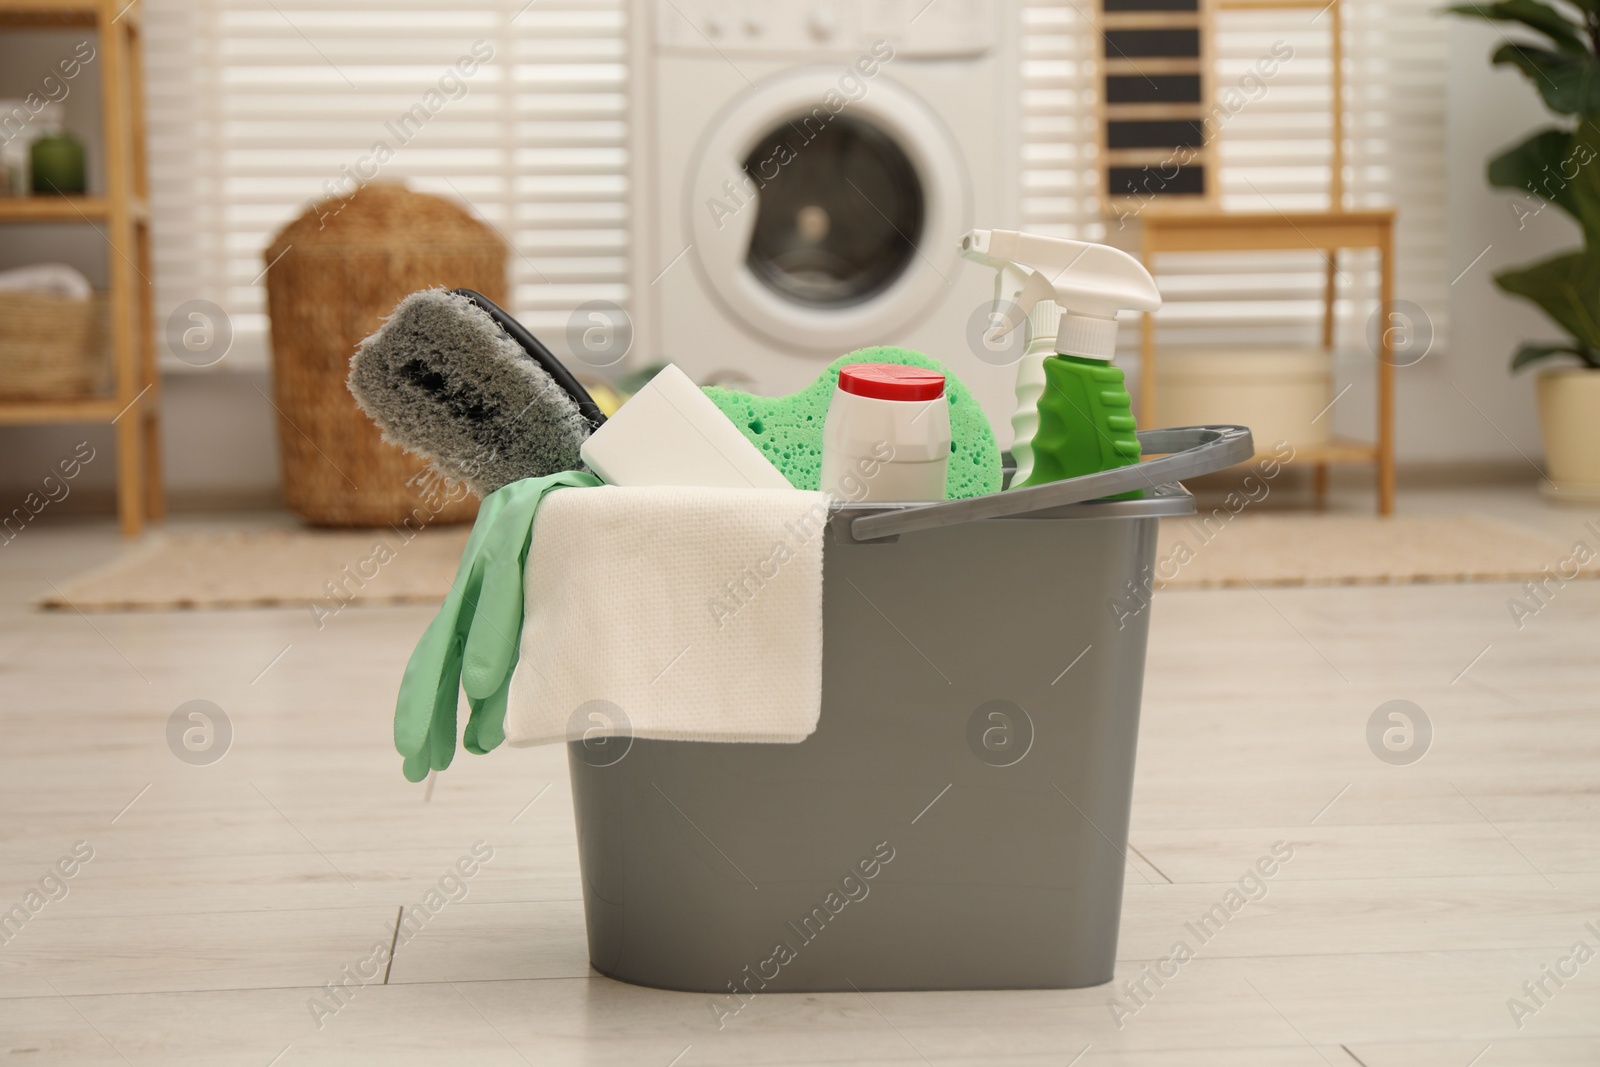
[460, 485, 551, 701]
[394, 490, 509, 765]
[394, 470, 600, 781]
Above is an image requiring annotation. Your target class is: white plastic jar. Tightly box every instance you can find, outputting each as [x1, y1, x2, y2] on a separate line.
[820, 364, 951, 503]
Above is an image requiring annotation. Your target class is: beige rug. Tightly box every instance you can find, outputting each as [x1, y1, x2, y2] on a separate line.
[39, 527, 470, 613]
[1152, 513, 1600, 589]
[37, 514, 1600, 611]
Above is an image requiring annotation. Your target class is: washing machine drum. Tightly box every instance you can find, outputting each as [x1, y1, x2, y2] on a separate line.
[742, 116, 924, 308]
[688, 69, 969, 353]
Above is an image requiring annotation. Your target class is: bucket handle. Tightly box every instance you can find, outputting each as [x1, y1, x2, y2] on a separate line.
[846, 425, 1255, 542]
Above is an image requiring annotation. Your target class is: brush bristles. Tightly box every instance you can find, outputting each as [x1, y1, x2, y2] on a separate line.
[348, 288, 593, 495]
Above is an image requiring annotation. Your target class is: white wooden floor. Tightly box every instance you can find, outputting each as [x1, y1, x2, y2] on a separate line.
[2, 486, 1597, 1065]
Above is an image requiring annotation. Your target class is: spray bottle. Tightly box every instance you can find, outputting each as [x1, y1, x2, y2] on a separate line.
[960, 228, 1161, 489]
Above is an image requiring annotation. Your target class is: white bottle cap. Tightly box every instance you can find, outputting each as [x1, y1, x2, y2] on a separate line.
[1057, 312, 1119, 362]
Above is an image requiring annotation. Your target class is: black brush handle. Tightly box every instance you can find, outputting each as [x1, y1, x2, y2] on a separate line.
[450, 288, 607, 426]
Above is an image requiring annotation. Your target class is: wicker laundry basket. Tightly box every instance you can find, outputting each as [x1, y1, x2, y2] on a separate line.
[263, 183, 506, 526]
[0, 291, 109, 399]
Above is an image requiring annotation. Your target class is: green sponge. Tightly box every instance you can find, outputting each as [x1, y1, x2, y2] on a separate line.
[702, 348, 1002, 500]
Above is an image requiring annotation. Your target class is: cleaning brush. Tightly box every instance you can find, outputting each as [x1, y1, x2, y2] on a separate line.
[348, 288, 604, 496]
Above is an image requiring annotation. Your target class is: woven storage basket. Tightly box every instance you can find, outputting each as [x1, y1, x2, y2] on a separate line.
[0, 291, 109, 399]
[263, 183, 505, 526]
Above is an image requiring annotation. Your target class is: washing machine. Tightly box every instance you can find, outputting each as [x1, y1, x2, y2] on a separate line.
[627, 0, 1022, 438]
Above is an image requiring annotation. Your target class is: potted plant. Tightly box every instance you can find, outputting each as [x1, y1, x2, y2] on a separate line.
[1451, 1, 1600, 500]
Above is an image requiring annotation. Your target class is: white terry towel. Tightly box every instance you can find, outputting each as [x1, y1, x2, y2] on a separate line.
[504, 485, 830, 746]
[0, 263, 92, 300]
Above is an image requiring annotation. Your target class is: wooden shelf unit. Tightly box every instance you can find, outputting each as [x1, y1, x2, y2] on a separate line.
[1134, 208, 1398, 514]
[1103, 0, 1397, 515]
[0, 194, 145, 221]
[0, 0, 162, 536]
[1134, 218, 1398, 514]
[0, 396, 125, 425]
[1095, 0, 1217, 214]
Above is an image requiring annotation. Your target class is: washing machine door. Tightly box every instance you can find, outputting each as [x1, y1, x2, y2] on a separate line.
[688, 68, 970, 353]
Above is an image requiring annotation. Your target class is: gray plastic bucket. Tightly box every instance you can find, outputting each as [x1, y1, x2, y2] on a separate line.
[566, 426, 1253, 994]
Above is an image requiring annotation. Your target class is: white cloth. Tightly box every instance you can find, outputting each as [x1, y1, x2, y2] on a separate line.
[0, 263, 92, 300]
[504, 485, 829, 746]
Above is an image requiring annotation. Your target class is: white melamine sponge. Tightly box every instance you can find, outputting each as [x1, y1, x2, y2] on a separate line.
[579, 364, 791, 489]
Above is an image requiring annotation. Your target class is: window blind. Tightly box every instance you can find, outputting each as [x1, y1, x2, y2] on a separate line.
[142, 0, 627, 372]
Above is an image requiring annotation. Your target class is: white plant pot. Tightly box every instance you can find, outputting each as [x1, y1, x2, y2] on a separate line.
[1154, 346, 1333, 454]
[1536, 367, 1600, 503]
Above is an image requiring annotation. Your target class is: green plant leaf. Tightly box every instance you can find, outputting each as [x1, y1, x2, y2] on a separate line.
[1489, 126, 1579, 208]
[1508, 341, 1599, 371]
[1487, 123, 1600, 242]
[1448, 1, 1589, 54]
[1496, 251, 1600, 351]
[1492, 43, 1600, 113]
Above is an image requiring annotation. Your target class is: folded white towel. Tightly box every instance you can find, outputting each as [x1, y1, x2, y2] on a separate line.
[505, 485, 830, 747]
[0, 263, 93, 300]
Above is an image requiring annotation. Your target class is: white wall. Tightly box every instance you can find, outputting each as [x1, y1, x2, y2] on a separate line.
[1429, 19, 1573, 464]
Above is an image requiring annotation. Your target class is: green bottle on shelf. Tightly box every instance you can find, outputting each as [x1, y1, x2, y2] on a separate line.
[959, 228, 1162, 494]
[30, 112, 87, 196]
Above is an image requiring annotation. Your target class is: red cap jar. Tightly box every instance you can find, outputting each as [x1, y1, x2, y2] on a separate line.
[821, 363, 951, 503]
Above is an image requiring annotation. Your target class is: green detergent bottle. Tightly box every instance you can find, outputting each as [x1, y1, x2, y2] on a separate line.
[1025, 352, 1140, 488]
[959, 228, 1162, 492]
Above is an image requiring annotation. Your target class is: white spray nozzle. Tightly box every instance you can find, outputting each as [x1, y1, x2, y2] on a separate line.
[959, 228, 1161, 362]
